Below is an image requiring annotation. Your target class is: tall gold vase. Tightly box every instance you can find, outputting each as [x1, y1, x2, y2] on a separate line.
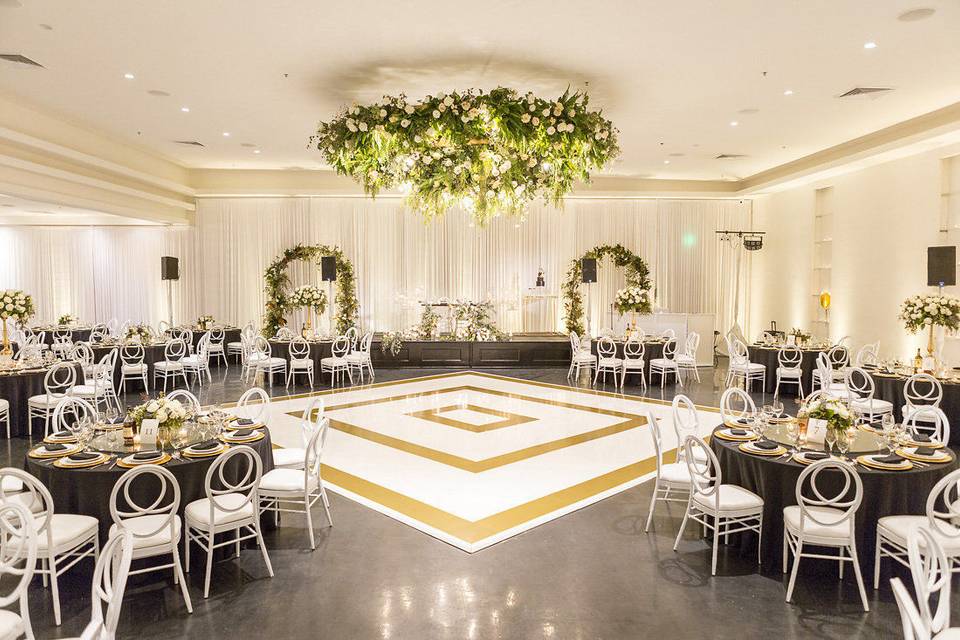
[927, 323, 935, 357]
[0, 319, 11, 357]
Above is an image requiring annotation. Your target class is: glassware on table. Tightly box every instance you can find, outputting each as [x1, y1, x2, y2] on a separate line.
[772, 398, 784, 417]
[836, 428, 852, 458]
[785, 420, 801, 452]
[824, 427, 837, 454]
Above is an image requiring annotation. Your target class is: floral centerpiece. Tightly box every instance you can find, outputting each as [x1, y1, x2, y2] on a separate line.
[614, 286, 650, 315]
[197, 315, 215, 330]
[798, 396, 853, 447]
[125, 324, 152, 344]
[453, 301, 507, 342]
[789, 327, 811, 345]
[0, 289, 35, 357]
[380, 331, 404, 357]
[57, 313, 77, 326]
[130, 395, 188, 447]
[289, 285, 327, 334]
[311, 87, 619, 226]
[899, 293, 960, 358]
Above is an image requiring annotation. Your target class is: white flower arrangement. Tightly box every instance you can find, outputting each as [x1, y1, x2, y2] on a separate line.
[614, 286, 649, 314]
[125, 324, 152, 344]
[130, 395, 188, 429]
[798, 397, 853, 431]
[899, 293, 960, 333]
[289, 285, 327, 314]
[56, 313, 77, 326]
[0, 289, 35, 325]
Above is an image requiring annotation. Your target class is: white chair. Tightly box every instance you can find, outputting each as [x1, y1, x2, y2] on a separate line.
[260, 419, 333, 549]
[275, 327, 295, 341]
[725, 337, 766, 392]
[650, 338, 682, 388]
[118, 344, 148, 395]
[88, 324, 108, 344]
[812, 345, 849, 389]
[71, 350, 119, 414]
[235, 387, 271, 426]
[50, 330, 73, 359]
[251, 336, 287, 388]
[643, 410, 692, 532]
[71, 530, 135, 640]
[286, 337, 315, 388]
[0, 502, 38, 640]
[660, 328, 676, 340]
[719, 386, 756, 424]
[165, 389, 201, 416]
[904, 406, 951, 446]
[239, 335, 259, 382]
[70, 343, 95, 378]
[814, 352, 855, 399]
[345, 332, 374, 383]
[902, 373, 944, 435]
[774, 346, 804, 399]
[675, 332, 700, 383]
[228, 323, 256, 363]
[153, 338, 188, 392]
[874, 467, 960, 590]
[620, 338, 646, 389]
[206, 326, 228, 369]
[855, 341, 880, 367]
[321, 336, 352, 387]
[0, 398, 9, 439]
[846, 367, 893, 421]
[272, 397, 323, 470]
[890, 527, 956, 640]
[170, 328, 194, 354]
[156, 320, 170, 336]
[566, 332, 596, 380]
[184, 446, 274, 599]
[181, 333, 212, 387]
[783, 459, 869, 611]
[27, 362, 77, 437]
[673, 436, 764, 575]
[50, 396, 98, 435]
[0, 468, 99, 626]
[593, 336, 622, 386]
[108, 465, 192, 614]
[672, 394, 708, 465]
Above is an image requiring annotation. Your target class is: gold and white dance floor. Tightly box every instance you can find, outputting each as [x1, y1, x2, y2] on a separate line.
[260, 372, 719, 552]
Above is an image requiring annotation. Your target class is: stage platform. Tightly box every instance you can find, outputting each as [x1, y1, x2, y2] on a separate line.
[372, 334, 570, 368]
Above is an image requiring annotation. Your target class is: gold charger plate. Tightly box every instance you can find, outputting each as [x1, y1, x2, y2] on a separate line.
[714, 429, 759, 442]
[116, 453, 172, 468]
[182, 445, 230, 459]
[43, 435, 78, 445]
[220, 432, 265, 444]
[855, 455, 913, 471]
[895, 448, 954, 464]
[53, 454, 110, 469]
[738, 442, 787, 457]
[28, 445, 81, 459]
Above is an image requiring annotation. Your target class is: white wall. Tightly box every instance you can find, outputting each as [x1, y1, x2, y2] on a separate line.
[750, 141, 960, 362]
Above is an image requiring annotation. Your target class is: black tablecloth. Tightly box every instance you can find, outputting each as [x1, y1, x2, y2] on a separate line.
[709, 427, 958, 573]
[25, 430, 274, 540]
[587, 340, 665, 383]
[0, 363, 86, 438]
[871, 373, 960, 447]
[268, 340, 333, 374]
[747, 346, 827, 395]
[31, 328, 94, 345]
[170, 327, 241, 350]
[92, 343, 167, 392]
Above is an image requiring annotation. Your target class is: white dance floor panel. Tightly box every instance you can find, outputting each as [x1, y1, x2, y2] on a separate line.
[258, 372, 720, 552]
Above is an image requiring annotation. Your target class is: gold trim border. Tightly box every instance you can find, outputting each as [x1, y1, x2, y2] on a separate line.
[406, 404, 538, 432]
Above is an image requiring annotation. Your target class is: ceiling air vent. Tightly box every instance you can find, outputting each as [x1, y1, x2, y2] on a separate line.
[837, 87, 893, 98]
[173, 140, 205, 147]
[715, 154, 747, 160]
[0, 54, 44, 68]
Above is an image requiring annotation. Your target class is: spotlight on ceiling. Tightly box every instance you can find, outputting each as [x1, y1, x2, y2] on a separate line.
[716, 230, 766, 251]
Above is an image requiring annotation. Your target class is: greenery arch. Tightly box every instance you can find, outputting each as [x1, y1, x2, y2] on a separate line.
[561, 243, 652, 335]
[263, 244, 359, 337]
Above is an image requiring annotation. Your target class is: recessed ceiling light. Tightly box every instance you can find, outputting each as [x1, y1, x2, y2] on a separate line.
[783, 89, 794, 96]
[663, 160, 670, 165]
[898, 7, 935, 22]
[729, 121, 739, 127]
[222, 132, 230, 137]
[147, 89, 170, 97]
[253, 149, 261, 154]
[180, 106, 190, 112]
[864, 41, 878, 49]
[123, 72, 135, 80]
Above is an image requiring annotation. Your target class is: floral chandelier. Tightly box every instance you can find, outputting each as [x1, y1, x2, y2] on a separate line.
[310, 87, 619, 225]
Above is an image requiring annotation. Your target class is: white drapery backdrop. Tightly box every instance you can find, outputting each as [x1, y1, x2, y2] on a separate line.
[0, 196, 752, 335]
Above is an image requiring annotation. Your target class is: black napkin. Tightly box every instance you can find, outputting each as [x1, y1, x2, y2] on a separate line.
[132, 451, 163, 461]
[43, 443, 67, 452]
[728, 429, 747, 436]
[191, 440, 220, 451]
[50, 430, 73, 439]
[876, 454, 905, 464]
[915, 446, 937, 456]
[231, 429, 254, 438]
[235, 418, 254, 426]
[913, 433, 931, 443]
[734, 417, 750, 425]
[109, 416, 125, 424]
[804, 452, 829, 461]
[753, 440, 779, 450]
[68, 452, 100, 462]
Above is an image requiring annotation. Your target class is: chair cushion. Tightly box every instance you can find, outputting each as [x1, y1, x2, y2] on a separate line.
[598, 357, 622, 366]
[290, 359, 314, 369]
[27, 394, 63, 407]
[877, 515, 960, 552]
[731, 362, 765, 372]
[260, 468, 318, 494]
[154, 361, 183, 371]
[71, 384, 108, 397]
[659, 462, 692, 485]
[622, 357, 645, 368]
[675, 354, 696, 364]
[649, 358, 677, 368]
[35, 513, 98, 552]
[121, 363, 147, 374]
[572, 352, 595, 363]
[0, 399, 9, 411]
[109, 514, 181, 551]
[321, 357, 348, 366]
[0, 610, 24, 640]
[783, 505, 852, 539]
[777, 367, 801, 378]
[185, 493, 255, 529]
[693, 484, 763, 513]
[345, 353, 369, 363]
[257, 357, 286, 368]
[902, 405, 940, 422]
[226, 342, 243, 349]
[272, 448, 306, 469]
[851, 398, 893, 413]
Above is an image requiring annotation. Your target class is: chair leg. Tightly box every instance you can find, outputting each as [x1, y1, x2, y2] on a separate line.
[849, 543, 870, 612]
[711, 519, 720, 575]
[305, 494, 316, 550]
[673, 505, 691, 551]
[253, 520, 274, 578]
[320, 485, 333, 526]
[785, 536, 803, 602]
[203, 532, 214, 598]
[50, 555, 61, 626]
[782, 528, 788, 573]
[644, 482, 659, 532]
[873, 537, 882, 590]
[173, 550, 193, 613]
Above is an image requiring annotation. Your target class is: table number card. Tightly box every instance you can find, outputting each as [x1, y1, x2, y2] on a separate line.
[805, 418, 827, 445]
[140, 419, 159, 449]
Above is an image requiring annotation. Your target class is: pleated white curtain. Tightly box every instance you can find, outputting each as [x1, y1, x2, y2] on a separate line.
[0, 196, 752, 335]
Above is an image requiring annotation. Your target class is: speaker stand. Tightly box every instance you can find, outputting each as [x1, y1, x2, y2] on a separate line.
[584, 282, 593, 338]
[166, 280, 174, 327]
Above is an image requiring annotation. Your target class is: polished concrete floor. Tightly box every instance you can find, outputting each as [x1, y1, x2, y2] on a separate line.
[1, 361, 936, 639]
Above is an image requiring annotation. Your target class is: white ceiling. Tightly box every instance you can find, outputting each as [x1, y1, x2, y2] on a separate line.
[0, 0, 958, 180]
[0, 194, 157, 225]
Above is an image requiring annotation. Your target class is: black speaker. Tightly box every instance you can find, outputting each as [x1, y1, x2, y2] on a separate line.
[161, 256, 179, 281]
[320, 256, 337, 282]
[928, 246, 956, 287]
[581, 258, 597, 283]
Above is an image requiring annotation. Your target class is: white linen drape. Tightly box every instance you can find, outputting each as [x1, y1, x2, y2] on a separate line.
[0, 196, 751, 335]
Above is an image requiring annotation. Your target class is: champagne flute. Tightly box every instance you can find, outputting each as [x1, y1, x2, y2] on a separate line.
[786, 420, 800, 453]
[837, 428, 852, 459]
[824, 427, 837, 455]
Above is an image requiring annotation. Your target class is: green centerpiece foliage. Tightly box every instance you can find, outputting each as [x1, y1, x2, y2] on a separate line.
[311, 87, 619, 225]
[561, 244, 652, 335]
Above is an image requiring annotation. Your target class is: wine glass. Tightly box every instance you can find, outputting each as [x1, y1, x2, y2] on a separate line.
[836, 428, 852, 459]
[785, 420, 801, 453]
[772, 398, 784, 418]
[824, 427, 837, 455]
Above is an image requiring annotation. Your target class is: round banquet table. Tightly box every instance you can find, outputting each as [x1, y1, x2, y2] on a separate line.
[30, 327, 94, 345]
[24, 429, 275, 540]
[746, 345, 827, 395]
[870, 371, 960, 447]
[91, 342, 168, 392]
[709, 425, 958, 574]
[268, 339, 333, 374]
[587, 339, 665, 382]
[170, 327, 242, 351]
[0, 362, 85, 438]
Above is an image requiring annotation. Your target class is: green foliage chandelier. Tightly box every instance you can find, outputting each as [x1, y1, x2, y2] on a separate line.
[311, 87, 619, 225]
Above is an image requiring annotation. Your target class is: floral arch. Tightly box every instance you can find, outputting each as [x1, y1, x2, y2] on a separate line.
[561, 244, 652, 335]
